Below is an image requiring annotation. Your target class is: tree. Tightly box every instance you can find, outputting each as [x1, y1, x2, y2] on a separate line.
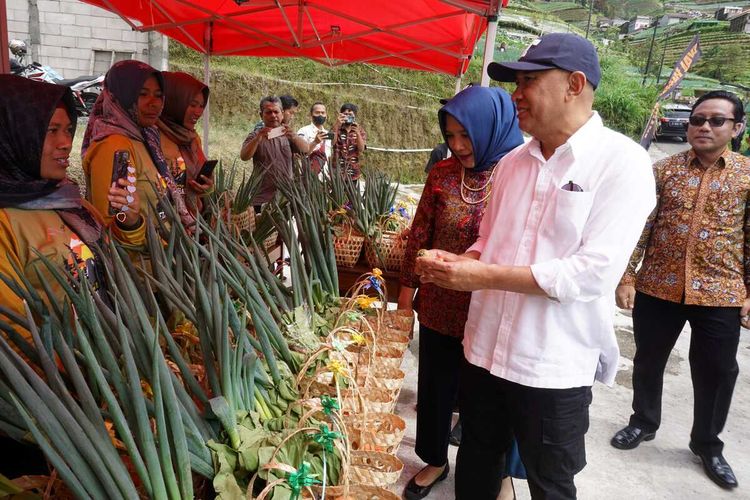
[700, 45, 746, 83]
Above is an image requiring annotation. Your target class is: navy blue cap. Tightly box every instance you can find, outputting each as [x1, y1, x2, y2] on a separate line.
[487, 33, 601, 89]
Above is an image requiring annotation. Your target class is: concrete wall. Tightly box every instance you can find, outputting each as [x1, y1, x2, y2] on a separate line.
[716, 7, 743, 21]
[6, 0, 167, 77]
[729, 13, 750, 33]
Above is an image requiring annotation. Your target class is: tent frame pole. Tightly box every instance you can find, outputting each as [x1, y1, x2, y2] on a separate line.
[203, 53, 210, 156]
[480, 15, 499, 87]
[1, 0, 10, 74]
[202, 21, 213, 157]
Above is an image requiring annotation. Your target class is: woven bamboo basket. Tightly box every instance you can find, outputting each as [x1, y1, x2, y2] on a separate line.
[299, 376, 337, 398]
[342, 387, 395, 415]
[375, 340, 407, 357]
[348, 450, 404, 487]
[375, 328, 409, 356]
[345, 413, 406, 454]
[263, 231, 279, 251]
[334, 226, 366, 268]
[382, 309, 414, 333]
[358, 366, 405, 397]
[329, 343, 371, 370]
[305, 484, 400, 499]
[372, 345, 404, 372]
[381, 328, 410, 343]
[364, 230, 408, 271]
[382, 341, 408, 357]
[229, 208, 256, 234]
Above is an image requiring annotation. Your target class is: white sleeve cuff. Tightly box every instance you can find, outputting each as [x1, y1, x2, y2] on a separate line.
[530, 259, 580, 304]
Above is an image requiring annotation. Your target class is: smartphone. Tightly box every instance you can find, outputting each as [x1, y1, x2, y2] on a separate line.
[198, 159, 218, 179]
[109, 150, 130, 215]
[325, 131, 335, 140]
[267, 126, 285, 139]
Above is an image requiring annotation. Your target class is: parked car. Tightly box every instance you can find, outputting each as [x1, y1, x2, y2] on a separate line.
[656, 103, 691, 141]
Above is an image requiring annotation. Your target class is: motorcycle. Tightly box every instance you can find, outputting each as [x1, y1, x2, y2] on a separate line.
[9, 39, 103, 116]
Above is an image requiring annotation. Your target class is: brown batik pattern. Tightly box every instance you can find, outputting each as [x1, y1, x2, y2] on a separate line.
[621, 149, 750, 306]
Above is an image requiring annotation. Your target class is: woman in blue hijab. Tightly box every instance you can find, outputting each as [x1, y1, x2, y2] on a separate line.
[399, 86, 523, 499]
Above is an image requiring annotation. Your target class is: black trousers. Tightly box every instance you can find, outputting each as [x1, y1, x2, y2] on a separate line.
[629, 292, 740, 455]
[415, 324, 463, 467]
[456, 360, 591, 500]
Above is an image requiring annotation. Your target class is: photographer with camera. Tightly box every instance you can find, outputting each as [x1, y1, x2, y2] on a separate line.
[332, 103, 367, 180]
[240, 96, 320, 209]
[297, 102, 331, 174]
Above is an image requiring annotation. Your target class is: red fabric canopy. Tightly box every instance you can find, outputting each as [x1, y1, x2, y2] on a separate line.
[81, 0, 502, 76]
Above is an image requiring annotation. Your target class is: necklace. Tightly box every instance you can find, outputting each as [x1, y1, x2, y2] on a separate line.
[460, 167, 494, 204]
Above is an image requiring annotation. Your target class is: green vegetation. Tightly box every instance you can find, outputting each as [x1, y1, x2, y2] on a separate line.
[594, 54, 659, 138]
[625, 21, 750, 85]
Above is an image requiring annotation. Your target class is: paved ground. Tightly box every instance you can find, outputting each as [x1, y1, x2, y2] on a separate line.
[388, 139, 750, 499]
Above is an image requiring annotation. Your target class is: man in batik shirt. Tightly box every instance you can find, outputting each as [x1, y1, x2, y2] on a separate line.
[612, 90, 748, 491]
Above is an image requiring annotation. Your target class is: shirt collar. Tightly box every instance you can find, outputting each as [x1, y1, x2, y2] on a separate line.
[687, 147, 730, 169]
[527, 112, 603, 163]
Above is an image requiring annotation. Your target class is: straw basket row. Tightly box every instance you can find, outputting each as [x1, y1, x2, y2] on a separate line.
[333, 227, 409, 272]
[339, 309, 410, 491]
[294, 304, 414, 495]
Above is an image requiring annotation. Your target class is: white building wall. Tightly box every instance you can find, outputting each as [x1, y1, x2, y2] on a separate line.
[7, 0, 167, 78]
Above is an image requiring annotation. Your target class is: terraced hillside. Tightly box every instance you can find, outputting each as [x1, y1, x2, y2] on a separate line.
[533, 1, 591, 25]
[625, 21, 750, 84]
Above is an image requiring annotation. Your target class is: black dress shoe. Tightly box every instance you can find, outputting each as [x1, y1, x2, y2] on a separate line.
[404, 463, 450, 500]
[689, 444, 738, 490]
[610, 425, 656, 450]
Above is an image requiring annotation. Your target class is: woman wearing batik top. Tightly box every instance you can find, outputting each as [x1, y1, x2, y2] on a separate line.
[157, 71, 213, 213]
[398, 86, 523, 500]
[82, 60, 195, 231]
[0, 75, 144, 331]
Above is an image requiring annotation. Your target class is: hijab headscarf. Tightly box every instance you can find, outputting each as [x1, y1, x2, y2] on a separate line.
[81, 60, 195, 228]
[438, 86, 523, 172]
[0, 75, 102, 245]
[157, 71, 209, 182]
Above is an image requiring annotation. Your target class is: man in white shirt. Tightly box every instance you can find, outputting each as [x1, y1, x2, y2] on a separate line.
[418, 33, 656, 499]
[297, 102, 330, 173]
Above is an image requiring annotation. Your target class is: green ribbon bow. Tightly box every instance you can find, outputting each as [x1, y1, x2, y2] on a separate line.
[313, 424, 342, 453]
[345, 310, 363, 322]
[287, 461, 321, 500]
[331, 337, 350, 352]
[320, 395, 340, 416]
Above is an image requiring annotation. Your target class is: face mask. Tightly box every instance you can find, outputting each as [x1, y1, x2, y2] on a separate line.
[312, 115, 326, 126]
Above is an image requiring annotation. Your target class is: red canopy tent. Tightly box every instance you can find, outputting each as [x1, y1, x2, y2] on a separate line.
[79, 0, 501, 76]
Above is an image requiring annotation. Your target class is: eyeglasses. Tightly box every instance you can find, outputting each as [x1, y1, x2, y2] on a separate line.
[688, 116, 736, 127]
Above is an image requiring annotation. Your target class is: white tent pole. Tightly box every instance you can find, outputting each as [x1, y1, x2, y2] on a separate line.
[202, 22, 212, 157]
[455, 76, 462, 94]
[203, 52, 210, 157]
[480, 15, 499, 87]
